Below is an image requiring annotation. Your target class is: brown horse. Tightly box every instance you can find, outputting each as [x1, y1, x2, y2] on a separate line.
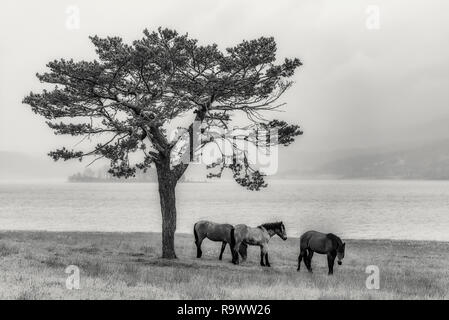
[194, 221, 235, 260]
[297, 230, 345, 275]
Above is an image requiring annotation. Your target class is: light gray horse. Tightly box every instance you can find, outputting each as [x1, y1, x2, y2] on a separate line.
[194, 220, 235, 260]
[232, 222, 287, 267]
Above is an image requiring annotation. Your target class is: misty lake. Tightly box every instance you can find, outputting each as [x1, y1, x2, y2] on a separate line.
[1, 180, 449, 241]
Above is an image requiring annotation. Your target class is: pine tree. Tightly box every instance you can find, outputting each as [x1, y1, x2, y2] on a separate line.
[23, 28, 303, 258]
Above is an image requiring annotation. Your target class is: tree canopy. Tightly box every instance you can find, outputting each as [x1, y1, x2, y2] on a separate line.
[23, 27, 303, 190]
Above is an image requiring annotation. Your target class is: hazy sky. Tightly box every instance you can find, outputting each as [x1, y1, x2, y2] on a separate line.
[1, 0, 449, 157]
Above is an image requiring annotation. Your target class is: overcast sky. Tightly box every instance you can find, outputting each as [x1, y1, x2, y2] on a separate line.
[1, 0, 449, 158]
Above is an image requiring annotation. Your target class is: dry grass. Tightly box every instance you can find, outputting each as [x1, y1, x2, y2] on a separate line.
[0, 231, 448, 299]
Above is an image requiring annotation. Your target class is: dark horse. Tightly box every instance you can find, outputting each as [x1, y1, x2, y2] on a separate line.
[194, 221, 235, 260]
[232, 222, 287, 267]
[297, 231, 345, 275]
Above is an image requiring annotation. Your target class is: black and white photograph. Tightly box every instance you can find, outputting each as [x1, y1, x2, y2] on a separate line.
[1, 0, 449, 304]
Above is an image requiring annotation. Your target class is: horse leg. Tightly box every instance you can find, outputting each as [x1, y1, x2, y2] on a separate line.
[232, 241, 240, 265]
[259, 246, 266, 267]
[306, 249, 313, 273]
[297, 249, 306, 271]
[260, 244, 269, 267]
[327, 253, 335, 275]
[196, 236, 204, 258]
[239, 243, 248, 262]
[265, 252, 270, 267]
[219, 242, 226, 260]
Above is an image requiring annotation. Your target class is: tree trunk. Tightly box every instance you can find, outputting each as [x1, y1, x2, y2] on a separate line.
[156, 159, 178, 259]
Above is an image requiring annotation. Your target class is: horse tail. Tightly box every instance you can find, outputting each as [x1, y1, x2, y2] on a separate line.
[299, 233, 308, 251]
[193, 223, 199, 244]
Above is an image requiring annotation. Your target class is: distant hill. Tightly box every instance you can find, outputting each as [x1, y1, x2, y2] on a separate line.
[4, 137, 449, 182]
[316, 139, 449, 179]
[272, 146, 377, 179]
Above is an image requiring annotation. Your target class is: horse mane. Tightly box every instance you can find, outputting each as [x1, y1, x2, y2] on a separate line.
[326, 233, 343, 249]
[259, 222, 282, 231]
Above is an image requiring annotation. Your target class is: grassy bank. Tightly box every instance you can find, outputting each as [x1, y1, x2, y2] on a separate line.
[0, 231, 448, 299]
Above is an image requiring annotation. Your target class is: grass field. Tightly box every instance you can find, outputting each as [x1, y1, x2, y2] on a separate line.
[0, 231, 448, 299]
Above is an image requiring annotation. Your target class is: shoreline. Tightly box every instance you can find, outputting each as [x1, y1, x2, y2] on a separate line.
[4, 178, 449, 185]
[1, 229, 448, 244]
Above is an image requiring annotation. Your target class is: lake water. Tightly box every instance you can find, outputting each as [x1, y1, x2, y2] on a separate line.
[1, 180, 449, 241]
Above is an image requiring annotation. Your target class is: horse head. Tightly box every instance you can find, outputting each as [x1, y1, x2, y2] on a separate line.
[337, 242, 346, 265]
[279, 222, 288, 240]
[271, 221, 287, 240]
[260, 222, 288, 240]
